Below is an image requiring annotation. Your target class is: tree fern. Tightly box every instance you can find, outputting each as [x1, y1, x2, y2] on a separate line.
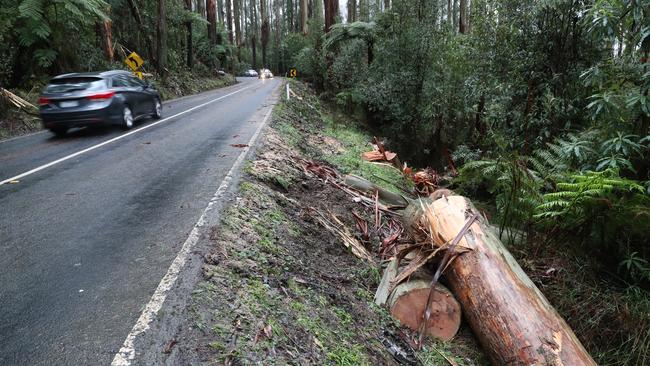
[324, 21, 376, 50]
[535, 169, 646, 221]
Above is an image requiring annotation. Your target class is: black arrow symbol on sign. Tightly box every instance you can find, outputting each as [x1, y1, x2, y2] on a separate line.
[129, 56, 140, 67]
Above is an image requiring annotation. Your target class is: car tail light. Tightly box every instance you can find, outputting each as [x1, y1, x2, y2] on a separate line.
[38, 97, 50, 106]
[87, 91, 115, 101]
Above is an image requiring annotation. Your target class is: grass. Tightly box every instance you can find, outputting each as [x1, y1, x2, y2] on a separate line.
[320, 111, 413, 196]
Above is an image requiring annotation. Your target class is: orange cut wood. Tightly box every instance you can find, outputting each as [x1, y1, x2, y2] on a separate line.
[388, 279, 461, 341]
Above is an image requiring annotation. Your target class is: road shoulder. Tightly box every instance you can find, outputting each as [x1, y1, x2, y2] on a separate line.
[111, 80, 281, 366]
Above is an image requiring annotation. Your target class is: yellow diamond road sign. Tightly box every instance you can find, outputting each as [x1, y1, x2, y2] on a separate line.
[289, 68, 297, 77]
[125, 52, 144, 71]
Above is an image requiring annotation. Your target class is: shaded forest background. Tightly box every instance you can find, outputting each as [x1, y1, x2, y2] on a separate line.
[0, 0, 649, 364]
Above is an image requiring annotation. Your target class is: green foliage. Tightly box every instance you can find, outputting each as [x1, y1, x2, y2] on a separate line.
[323, 21, 376, 50]
[459, 152, 542, 243]
[535, 169, 645, 220]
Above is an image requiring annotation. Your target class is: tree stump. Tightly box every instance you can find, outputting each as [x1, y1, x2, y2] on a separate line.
[388, 279, 461, 341]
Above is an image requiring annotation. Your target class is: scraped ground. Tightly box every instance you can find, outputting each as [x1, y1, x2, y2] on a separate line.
[170, 81, 487, 365]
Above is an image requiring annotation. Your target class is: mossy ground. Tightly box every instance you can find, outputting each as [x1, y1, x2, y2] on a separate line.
[172, 81, 488, 365]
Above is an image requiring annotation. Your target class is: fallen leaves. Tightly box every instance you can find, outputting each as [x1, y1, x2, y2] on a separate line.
[230, 143, 249, 148]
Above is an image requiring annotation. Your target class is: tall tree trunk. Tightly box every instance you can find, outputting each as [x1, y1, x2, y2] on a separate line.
[287, 0, 294, 32]
[275, 0, 281, 71]
[323, 0, 338, 33]
[383, 0, 390, 11]
[294, 0, 299, 31]
[359, 0, 368, 21]
[251, 0, 258, 69]
[98, 7, 114, 63]
[234, 0, 242, 55]
[447, 0, 452, 24]
[156, 0, 167, 73]
[226, 0, 234, 43]
[198, 0, 206, 17]
[300, 0, 308, 34]
[125, 0, 153, 61]
[261, 0, 269, 67]
[217, 0, 224, 23]
[347, 0, 356, 22]
[207, 0, 218, 44]
[185, 0, 194, 68]
[459, 0, 467, 33]
[452, 0, 458, 31]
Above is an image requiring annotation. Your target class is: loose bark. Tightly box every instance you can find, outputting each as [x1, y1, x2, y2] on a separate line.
[388, 279, 461, 341]
[403, 195, 597, 365]
[344, 175, 409, 208]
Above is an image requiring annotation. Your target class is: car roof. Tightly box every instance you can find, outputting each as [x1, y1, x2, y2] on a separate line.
[52, 70, 132, 80]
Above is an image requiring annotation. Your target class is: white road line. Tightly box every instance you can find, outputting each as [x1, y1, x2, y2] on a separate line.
[0, 84, 255, 186]
[111, 95, 276, 366]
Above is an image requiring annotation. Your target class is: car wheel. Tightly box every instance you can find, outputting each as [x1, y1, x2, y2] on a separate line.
[122, 106, 134, 129]
[50, 127, 68, 137]
[153, 98, 162, 119]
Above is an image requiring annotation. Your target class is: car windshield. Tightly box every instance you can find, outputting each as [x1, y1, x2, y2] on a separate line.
[45, 77, 106, 94]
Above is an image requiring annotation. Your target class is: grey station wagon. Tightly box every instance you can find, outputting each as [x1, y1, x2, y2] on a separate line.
[39, 70, 162, 136]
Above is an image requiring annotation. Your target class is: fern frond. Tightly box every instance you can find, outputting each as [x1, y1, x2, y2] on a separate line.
[18, 0, 44, 20]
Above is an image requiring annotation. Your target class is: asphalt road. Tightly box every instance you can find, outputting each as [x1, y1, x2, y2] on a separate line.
[0, 77, 281, 365]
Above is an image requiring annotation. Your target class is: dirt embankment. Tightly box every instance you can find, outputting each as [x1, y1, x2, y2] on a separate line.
[168, 81, 487, 365]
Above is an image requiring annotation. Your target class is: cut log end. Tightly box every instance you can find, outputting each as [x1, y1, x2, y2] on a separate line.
[388, 279, 461, 341]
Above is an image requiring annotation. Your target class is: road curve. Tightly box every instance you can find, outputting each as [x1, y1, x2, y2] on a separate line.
[0, 77, 281, 365]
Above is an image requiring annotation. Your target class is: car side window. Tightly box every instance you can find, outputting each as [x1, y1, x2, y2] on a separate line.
[111, 76, 129, 88]
[127, 76, 145, 87]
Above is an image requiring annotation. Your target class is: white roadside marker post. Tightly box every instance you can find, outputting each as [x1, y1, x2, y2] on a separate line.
[286, 84, 290, 100]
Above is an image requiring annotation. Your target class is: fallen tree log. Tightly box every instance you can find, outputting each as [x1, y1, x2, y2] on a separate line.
[388, 279, 461, 341]
[403, 195, 596, 366]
